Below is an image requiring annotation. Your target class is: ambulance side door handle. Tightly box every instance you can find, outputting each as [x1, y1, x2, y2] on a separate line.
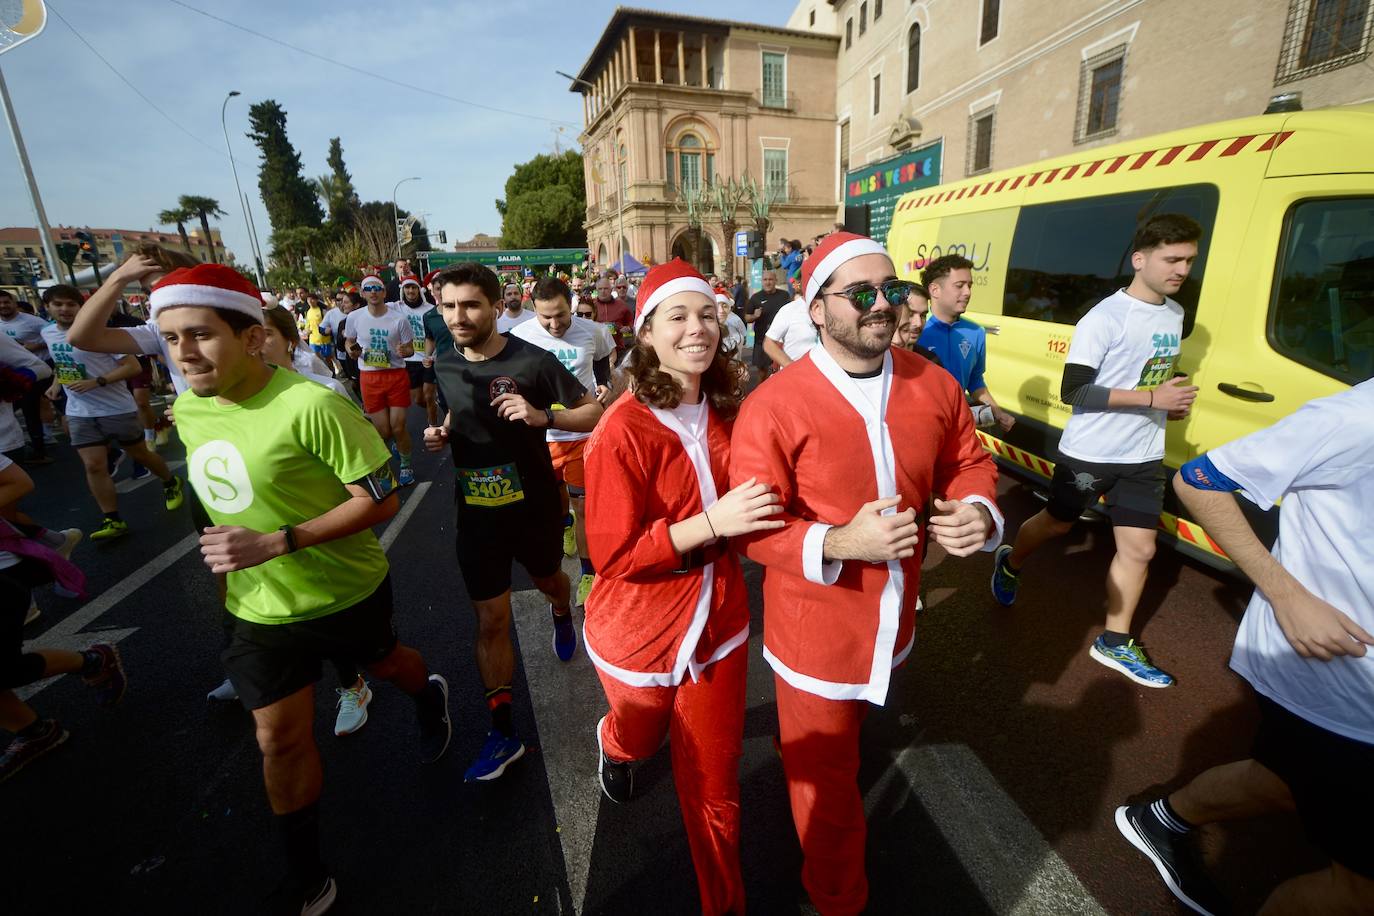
[1217, 382, 1275, 402]
[984, 325, 1000, 335]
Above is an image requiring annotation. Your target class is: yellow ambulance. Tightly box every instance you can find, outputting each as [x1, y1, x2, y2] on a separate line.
[886, 104, 1374, 570]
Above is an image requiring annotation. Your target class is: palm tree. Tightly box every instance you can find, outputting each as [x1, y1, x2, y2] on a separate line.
[157, 206, 195, 256]
[179, 195, 228, 264]
[311, 174, 334, 212]
[709, 176, 749, 285]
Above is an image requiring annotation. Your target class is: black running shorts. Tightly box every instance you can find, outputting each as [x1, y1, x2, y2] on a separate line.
[454, 502, 563, 602]
[1251, 693, 1374, 878]
[1046, 456, 1165, 529]
[405, 361, 436, 389]
[221, 575, 398, 710]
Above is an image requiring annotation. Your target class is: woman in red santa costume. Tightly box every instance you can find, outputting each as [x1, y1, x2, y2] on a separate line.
[583, 258, 784, 915]
[730, 232, 1004, 915]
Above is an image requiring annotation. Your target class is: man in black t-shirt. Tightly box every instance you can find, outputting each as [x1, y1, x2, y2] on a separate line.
[426, 262, 603, 783]
[747, 269, 792, 377]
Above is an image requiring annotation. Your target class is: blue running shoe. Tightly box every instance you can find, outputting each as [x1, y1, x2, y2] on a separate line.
[464, 729, 526, 782]
[990, 544, 1019, 606]
[1090, 636, 1174, 688]
[398, 465, 415, 487]
[552, 606, 576, 661]
[131, 462, 151, 481]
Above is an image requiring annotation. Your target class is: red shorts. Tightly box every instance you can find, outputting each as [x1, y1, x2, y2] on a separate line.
[360, 368, 411, 413]
[548, 438, 587, 489]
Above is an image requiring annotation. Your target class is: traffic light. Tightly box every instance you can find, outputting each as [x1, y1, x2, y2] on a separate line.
[74, 230, 99, 264]
[745, 230, 765, 259]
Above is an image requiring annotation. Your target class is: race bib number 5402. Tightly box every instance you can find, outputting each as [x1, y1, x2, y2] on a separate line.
[458, 463, 524, 507]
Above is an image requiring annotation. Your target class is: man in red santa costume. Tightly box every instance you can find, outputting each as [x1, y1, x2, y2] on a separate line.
[731, 232, 1003, 914]
[583, 258, 784, 915]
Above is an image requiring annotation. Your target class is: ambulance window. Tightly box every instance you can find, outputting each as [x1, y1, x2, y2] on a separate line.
[1004, 183, 1218, 336]
[1268, 197, 1374, 385]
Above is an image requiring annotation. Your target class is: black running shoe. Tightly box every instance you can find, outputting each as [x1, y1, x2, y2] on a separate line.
[416, 673, 452, 764]
[1115, 802, 1229, 915]
[266, 872, 336, 916]
[596, 715, 633, 804]
[0, 720, 69, 784]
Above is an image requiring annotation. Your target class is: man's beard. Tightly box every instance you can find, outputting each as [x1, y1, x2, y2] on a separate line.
[825, 307, 894, 360]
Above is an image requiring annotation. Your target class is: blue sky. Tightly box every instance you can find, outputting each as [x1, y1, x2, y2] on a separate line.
[1, 0, 797, 264]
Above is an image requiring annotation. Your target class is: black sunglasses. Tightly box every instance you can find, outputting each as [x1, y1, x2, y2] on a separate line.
[823, 280, 919, 312]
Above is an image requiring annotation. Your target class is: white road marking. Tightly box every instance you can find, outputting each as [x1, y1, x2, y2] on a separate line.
[866, 743, 1107, 915]
[17, 530, 199, 700]
[115, 460, 186, 494]
[379, 481, 431, 551]
[510, 557, 603, 913]
[19, 481, 431, 700]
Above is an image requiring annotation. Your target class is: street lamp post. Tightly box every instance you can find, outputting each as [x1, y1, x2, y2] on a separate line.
[392, 176, 420, 262]
[221, 90, 264, 287]
[0, 66, 61, 288]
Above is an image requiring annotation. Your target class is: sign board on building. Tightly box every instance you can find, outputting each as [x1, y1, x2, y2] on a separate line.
[422, 248, 588, 272]
[844, 140, 943, 248]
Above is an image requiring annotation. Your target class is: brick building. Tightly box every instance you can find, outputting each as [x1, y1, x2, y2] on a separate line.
[573, 8, 841, 277]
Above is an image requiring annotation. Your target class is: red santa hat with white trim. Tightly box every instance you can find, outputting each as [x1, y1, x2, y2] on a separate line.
[799, 231, 890, 307]
[633, 258, 715, 332]
[148, 263, 264, 325]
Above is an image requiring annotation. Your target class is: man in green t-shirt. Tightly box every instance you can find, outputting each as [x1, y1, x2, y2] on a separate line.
[149, 263, 452, 914]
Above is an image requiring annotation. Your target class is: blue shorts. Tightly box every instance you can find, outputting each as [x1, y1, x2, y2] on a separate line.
[311, 344, 333, 359]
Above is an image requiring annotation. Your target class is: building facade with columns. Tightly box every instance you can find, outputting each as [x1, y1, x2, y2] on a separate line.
[790, 0, 1374, 232]
[573, 9, 840, 278]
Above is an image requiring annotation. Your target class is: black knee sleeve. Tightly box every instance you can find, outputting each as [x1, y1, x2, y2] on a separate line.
[0, 652, 48, 689]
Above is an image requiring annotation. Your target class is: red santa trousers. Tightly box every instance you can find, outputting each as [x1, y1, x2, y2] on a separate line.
[596, 647, 748, 916]
[774, 674, 871, 916]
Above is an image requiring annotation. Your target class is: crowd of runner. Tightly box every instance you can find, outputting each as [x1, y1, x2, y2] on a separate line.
[0, 220, 1368, 916]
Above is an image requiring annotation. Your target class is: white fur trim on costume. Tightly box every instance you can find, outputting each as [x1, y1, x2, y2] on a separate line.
[149, 284, 265, 323]
[634, 276, 714, 331]
[803, 238, 888, 305]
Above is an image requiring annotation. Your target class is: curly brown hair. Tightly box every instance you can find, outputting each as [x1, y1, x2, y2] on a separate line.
[621, 313, 745, 421]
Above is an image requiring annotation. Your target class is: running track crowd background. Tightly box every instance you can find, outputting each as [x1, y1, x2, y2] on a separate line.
[0, 222, 1369, 916]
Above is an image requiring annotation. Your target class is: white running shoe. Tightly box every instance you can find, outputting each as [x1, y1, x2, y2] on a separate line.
[56, 528, 83, 560]
[24, 600, 39, 626]
[334, 680, 372, 736]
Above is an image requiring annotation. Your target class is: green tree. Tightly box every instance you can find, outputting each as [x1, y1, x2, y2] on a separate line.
[157, 206, 196, 257]
[323, 137, 361, 228]
[179, 195, 227, 264]
[246, 100, 324, 237]
[497, 150, 586, 248]
[502, 185, 582, 249]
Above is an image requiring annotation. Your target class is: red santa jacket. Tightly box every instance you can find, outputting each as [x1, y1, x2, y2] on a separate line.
[583, 392, 750, 687]
[730, 344, 1001, 704]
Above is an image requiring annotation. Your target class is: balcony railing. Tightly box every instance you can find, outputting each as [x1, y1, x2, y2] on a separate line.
[756, 89, 797, 111]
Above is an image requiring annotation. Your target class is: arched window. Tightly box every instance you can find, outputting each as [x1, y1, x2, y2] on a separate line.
[617, 142, 628, 194]
[907, 23, 921, 93]
[664, 131, 715, 192]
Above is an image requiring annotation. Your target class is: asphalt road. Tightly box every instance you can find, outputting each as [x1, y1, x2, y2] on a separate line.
[11, 409, 1321, 915]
